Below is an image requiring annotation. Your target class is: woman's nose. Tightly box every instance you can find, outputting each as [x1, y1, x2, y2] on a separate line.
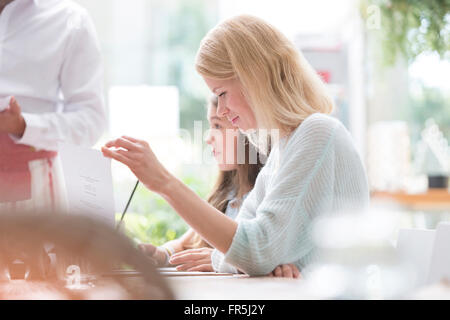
[205, 131, 213, 145]
[216, 100, 228, 117]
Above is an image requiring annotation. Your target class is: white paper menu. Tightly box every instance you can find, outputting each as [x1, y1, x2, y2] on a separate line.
[58, 143, 115, 226]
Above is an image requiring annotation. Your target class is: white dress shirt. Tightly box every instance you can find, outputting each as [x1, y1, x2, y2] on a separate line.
[0, 0, 106, 151]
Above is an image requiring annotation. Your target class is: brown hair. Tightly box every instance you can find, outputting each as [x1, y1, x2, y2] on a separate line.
[185, 96, 267, 249]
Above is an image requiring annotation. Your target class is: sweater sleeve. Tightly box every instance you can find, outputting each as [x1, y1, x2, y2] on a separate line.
[211, 249, 240, 274]
[222, 115, 339, 276]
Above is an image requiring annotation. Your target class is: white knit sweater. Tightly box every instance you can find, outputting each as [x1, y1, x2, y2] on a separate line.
[211, 113, 370, 276]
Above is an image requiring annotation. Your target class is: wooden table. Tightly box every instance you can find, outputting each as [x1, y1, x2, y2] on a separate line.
[98, 268, 314, 299]
[4, 272, 448, 300]
[165, 274, 450, 300]
[165, 274, 313, 300]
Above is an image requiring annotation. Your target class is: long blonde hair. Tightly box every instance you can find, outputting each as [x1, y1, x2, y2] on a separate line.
[195, 14, 334, 134]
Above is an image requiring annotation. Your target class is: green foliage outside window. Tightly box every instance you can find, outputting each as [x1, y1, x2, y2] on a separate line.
[361, 0, 450, 65]
[165, 0, 218, 132]
[408, 85, 450, 144]
[118, 170, 216, 246]
[361, 0, 450, 142]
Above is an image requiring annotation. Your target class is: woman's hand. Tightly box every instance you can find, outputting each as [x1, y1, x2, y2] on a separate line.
[169, 248, 214, 272]
[138, 243, 169, 267]
[101, 136, 172, 194]
[268, 264, 301, 279]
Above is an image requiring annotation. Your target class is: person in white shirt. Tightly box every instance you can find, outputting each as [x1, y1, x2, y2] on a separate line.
[0, 0, 106, 211]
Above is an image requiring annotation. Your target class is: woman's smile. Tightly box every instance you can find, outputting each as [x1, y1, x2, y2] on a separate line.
[230, 116, 239, 125]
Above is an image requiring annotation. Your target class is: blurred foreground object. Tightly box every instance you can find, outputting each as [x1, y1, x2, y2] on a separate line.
[304, 205, 416, 299]
[371, 189, 450, 212]
[0, 212, 173, 299]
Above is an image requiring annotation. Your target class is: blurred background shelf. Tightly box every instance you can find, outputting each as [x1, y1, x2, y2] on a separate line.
[371, 189, 450, 211]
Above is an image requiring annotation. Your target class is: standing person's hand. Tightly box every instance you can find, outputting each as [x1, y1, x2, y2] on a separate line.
[101, 136, 172, 194]
[169, 248, 214, 272]
[268, 264, 301, 279]
[0, 97, 26, 137]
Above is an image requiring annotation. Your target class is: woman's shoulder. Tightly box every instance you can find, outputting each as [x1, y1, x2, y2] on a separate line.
[288, 112, 341, 145]
[299, 112, 340, 133]
[285, 113, 362, 165]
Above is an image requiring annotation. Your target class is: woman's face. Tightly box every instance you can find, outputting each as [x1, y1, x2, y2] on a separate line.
[203, 77, 257, 131]
[205, 105, 239, 171]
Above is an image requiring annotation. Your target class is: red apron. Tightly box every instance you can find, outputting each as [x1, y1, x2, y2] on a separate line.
[0, 134, 57, 204]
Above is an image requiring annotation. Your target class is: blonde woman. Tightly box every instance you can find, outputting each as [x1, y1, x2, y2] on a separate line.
[102, 15, 369, 276]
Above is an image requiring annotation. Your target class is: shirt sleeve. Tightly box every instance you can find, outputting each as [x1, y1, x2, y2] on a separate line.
[222, 115, 339, 276]
[15, 9, 106, 151]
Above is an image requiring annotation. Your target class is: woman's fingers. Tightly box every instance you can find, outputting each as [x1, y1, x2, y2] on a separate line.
[274, 266, 282, 277]
[175, 264, 190, 271]
[171, 248, 205, 256]
[171, 250, 211, 268]
[290, 264, 301, 279]
[101, 147, 132, 166]
[102, 145, 140, 161]
[175, 259, 210, 271]
[169, 252, 206, 264]
[115, 149, 143, 161]
[187, 264, 214, 272]
[269, 264, 301, 279]
[103, 137, 149, 164]
[122, 135, 140, 143]
[281, 264, 293, 278]
[104, 137, 140, 151]
[169, 248, 209, 262]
